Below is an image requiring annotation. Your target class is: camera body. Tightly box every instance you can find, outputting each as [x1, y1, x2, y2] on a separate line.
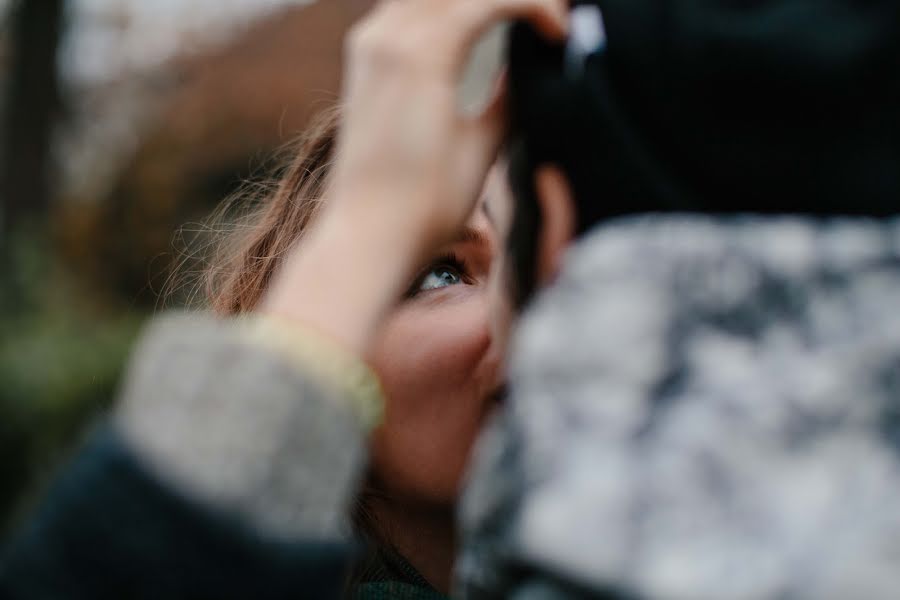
[506, 0, 900, 226]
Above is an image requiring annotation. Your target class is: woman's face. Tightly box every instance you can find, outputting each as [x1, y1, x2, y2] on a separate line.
[367, 166, 514, 507]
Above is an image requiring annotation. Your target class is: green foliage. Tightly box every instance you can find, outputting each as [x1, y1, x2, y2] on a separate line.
[0, 229, 145, 533]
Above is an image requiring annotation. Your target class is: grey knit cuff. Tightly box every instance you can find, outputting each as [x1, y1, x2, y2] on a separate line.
[114, 313, 367, 541]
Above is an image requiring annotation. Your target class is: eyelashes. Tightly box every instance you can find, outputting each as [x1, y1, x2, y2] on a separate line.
[405, 252, 471, 298]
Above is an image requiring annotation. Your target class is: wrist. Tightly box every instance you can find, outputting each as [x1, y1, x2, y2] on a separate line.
[328, 178, 452, 251]
[262, 190, 436, 355]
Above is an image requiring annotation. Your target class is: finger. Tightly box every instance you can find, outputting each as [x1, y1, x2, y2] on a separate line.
[478, 69, 509, 140]
[354, 0, 567, 80]
[456, 77, 509, 190]
[449, 0, 569, 55]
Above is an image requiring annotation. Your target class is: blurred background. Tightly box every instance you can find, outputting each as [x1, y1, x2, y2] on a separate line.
[0, 0, 505, 537]
[0, 0, 380, 534]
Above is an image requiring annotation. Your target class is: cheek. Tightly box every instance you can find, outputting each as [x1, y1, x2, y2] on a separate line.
[376, 303, 489, 396]
[367, 296, 497, 503]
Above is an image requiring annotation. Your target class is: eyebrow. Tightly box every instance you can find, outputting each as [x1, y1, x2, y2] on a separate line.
[454, 225, 491, 248]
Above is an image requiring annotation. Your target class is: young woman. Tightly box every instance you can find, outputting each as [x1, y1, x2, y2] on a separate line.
[0, 1, 568, 598]
[205, 109, 515, 594]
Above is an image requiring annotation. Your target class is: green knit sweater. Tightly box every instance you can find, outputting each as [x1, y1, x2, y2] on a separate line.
[353, 549, 449, 600]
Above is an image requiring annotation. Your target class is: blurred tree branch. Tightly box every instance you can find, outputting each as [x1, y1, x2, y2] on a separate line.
[1, 0, 64, 253]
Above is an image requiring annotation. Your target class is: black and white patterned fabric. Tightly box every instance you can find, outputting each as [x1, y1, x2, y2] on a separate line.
[458, 215, 900, 600]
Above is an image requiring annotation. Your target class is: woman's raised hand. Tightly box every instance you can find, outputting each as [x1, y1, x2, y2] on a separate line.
[264, 0, 567, 355]
[332, 0, 568, 246]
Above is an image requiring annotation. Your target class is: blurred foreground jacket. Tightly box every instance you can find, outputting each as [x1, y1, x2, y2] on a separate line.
[459, 215, 900, 599]
[0, 316, 367, 599]
[467, 0, 900, 594]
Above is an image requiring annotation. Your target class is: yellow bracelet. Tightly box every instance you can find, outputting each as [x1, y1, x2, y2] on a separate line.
[239, 314, 385, 431]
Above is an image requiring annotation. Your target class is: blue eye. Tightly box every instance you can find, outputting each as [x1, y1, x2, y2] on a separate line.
[418, 265, 462, 292]
[406, 253, 469, 298]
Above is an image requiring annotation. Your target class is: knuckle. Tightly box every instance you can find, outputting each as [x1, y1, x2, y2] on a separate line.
[452, 0, 484, 25]
[346, 22, 375, 54]
[346, 2, 457, 75]
[347, 2, 403, 55]
[347, 27, 420, 72]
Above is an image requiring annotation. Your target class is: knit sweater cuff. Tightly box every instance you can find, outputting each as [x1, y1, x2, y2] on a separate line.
[115, 312, 369, 541]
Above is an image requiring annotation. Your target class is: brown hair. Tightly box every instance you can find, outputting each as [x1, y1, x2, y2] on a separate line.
[175, 105, 341, 315]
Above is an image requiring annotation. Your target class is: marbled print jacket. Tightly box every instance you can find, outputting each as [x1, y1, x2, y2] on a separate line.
[459, 215, 900, 600]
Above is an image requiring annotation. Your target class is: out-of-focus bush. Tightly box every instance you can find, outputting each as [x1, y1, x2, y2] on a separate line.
[0, 228, 144, 534]
[0, 0, 373, 534]
[61, 1, 370, 307]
